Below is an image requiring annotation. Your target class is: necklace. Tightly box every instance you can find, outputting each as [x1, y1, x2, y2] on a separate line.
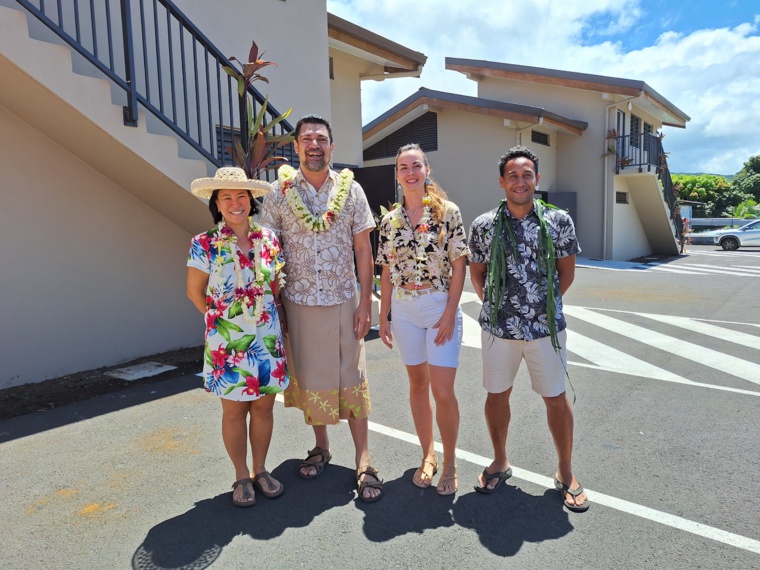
[214, 217, 273, 324]
[278, 165, 353, 231]
[387, 195, 432, 298]
[486, 199, 560, 350]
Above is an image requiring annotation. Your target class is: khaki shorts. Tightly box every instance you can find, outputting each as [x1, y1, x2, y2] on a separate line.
[481, 329, 568, 397]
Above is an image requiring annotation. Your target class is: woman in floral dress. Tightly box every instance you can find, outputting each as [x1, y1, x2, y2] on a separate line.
[187, 167, 289, 507]
[375, 144, 469, 495]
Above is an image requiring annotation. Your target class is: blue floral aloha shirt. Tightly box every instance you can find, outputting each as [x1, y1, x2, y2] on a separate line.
[187, 224, 289, 401]
[468, 203, 581, 340]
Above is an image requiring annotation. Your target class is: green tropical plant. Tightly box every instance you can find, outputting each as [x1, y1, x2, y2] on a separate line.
[223, 42, 294, 179]
[723, 199, 760, 219]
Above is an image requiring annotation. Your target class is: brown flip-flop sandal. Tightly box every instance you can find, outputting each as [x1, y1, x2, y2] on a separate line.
[252, 471, 284, 499]
[231, 477, 255, 508]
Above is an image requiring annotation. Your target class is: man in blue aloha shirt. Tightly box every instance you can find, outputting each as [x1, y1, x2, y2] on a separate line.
[468, 145, 589, 512]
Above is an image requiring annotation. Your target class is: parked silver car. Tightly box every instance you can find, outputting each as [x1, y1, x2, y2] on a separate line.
[713, 220, 760, 250]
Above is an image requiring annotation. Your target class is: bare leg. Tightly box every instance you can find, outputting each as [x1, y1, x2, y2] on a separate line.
[249, 395, 281, 494]
[543, 392, 587, 509]
[406, 363, 438, 486]
[429, 364, 459, 494]
[299, 424, 330, 478]
[220, 398, 255, 505]
[349, 417, 381, 501]
[476, 388, 512, 491]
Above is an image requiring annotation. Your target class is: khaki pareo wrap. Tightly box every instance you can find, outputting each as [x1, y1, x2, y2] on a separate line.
[282, 294, 371, 425]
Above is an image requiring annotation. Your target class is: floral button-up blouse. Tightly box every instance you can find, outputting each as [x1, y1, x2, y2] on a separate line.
[376, 200, 469, 292]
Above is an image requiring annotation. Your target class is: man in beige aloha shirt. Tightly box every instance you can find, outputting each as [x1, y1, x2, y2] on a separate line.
[260, 114, 383, 502]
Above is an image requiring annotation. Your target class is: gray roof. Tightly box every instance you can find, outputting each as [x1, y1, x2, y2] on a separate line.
[363, 87, 588, 136]
[446, 58, 690, 125]
[327, 13, 427, 70]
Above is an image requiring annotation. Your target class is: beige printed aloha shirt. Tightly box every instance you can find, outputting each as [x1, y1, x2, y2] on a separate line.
[375, 200, 470, 291]
[260, 168, 375, 306]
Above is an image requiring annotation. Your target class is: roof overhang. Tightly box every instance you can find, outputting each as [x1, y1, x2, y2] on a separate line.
[446, 58, 690, 128]
[363, 88, 588, 148]
[327, 13, 426, 80]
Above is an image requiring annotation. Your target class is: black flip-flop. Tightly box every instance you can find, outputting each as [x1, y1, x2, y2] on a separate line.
[554, 476, 590, 512]
[474, 467, 513, 494]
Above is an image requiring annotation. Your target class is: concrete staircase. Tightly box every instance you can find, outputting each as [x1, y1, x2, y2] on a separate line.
[0, 4, 210, 233]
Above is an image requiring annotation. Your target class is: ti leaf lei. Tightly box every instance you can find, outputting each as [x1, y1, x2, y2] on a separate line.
[278, 164, 353, 231]
[486, 198, 561, 351]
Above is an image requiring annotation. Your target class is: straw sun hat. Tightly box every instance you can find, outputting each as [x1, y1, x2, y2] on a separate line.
[190, 167, 271, 200]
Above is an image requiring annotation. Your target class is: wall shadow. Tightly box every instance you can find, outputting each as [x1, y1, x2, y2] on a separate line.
[0, 374, 201, 443]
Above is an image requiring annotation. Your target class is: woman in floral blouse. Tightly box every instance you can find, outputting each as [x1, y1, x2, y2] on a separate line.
[187, 167, 289, 508]
[376, 144, 469, 495]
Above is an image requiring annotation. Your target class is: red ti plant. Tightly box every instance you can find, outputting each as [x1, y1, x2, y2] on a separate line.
[223, 41, 294, 179]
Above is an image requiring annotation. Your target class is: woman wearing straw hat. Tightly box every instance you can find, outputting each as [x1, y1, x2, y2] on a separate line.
[187, 167, 289, 507]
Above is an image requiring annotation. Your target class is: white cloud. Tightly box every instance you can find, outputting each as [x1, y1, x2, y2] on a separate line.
[327, 0, 760, 174]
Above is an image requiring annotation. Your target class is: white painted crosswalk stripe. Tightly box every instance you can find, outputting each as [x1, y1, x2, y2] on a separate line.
[629, 311, 760, 351]
[563, 306, 760, 385]
[458, 300, 760, 392]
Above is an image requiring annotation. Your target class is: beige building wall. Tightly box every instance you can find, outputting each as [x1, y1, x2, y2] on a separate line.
[611, 178, 651, 260]
[477, 77, 614, 258]
[175, 0, 332, 125]
[0, 106, 201, 388]
[328, 49, 380, 167]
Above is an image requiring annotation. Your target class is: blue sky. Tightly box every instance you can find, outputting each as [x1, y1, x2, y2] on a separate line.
[326, 0, 760, 175]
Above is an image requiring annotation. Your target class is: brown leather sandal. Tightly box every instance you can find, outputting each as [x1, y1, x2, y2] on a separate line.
[299, 446, 332, 479]
[252, 471, 284, 499]
[412, 456, 438, 489]
[356, 466, 384, 503]
[231, 477, 255, 508]
[436, 463, 458, 496]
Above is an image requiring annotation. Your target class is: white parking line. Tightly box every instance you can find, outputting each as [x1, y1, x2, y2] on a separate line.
[273, 394, 760, 554]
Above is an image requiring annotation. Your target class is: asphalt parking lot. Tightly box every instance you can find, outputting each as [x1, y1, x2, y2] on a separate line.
[2, 248, 759, 569]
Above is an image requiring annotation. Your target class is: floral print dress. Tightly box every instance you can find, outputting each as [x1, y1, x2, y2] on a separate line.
[187, 221, 289, 400]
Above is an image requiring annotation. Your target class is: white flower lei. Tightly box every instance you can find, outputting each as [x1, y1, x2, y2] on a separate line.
[388, 196, 432, 299]
[278, 164, 353, 231]
[214, 218, 274, 324]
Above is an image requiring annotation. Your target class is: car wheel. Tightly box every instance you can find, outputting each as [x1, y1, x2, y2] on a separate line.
[720, 237, 739, 251]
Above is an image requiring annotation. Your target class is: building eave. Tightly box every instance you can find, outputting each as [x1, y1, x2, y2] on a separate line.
[327, 13, 426, 78]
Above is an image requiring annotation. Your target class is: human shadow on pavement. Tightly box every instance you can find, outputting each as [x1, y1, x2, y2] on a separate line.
[452, 484, 574, 556]
[357, 468, 456, 541]
[131, 460, 355, 570]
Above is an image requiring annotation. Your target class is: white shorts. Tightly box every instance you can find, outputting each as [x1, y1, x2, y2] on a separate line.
[481, 329, 568, 397]
[391, 289, 463, 368]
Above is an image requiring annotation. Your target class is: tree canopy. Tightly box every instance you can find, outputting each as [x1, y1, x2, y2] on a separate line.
[673, 154, 759, 217]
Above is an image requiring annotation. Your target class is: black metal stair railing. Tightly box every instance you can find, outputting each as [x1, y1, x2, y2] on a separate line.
[616, 132, 683, 241]
[14, 0, 296, 180]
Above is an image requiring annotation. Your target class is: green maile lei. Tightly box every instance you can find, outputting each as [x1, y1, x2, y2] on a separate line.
[486, 198, 562, 351]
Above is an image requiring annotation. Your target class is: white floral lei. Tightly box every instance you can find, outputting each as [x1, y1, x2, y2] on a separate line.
[213, 218, 279, 324]
[278, 164, 353, 231]
[387, 196, 432, 299]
